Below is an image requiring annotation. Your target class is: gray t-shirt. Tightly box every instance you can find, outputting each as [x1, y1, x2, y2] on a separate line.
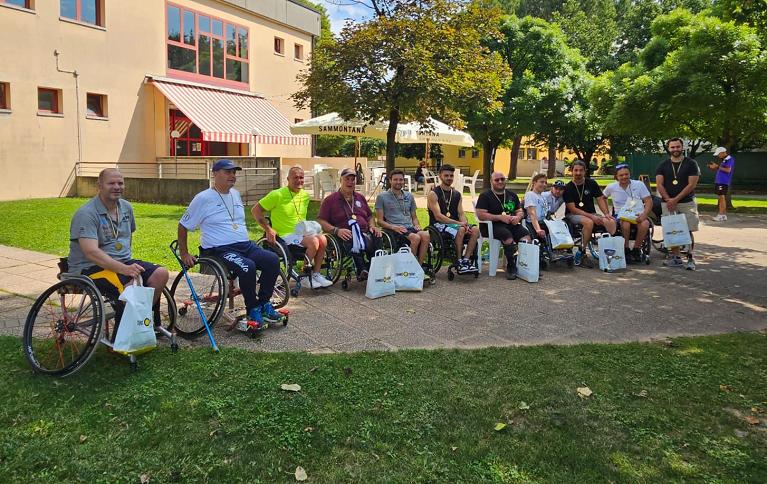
[375, 190, 416, 228]
[68, 197, 136, 274]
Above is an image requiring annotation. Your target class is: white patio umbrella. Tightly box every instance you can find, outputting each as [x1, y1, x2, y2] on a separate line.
[396, 117, 475, 165]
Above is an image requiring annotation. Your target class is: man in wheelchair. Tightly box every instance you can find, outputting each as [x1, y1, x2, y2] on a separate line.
[177, 159, 284, 329]
[375, 169, 431, 280]
[477, 171, 532, 280]
[317, 168, 382, 281]
[68, 169, 170, 322]
[563, 160, 616, 268]
[603, 164, 653, 264]
[426, 164, 479, 275]
[253, 166, 333, 289]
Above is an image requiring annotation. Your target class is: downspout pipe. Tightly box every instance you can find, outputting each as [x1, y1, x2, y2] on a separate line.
[54, 50, 82, 167]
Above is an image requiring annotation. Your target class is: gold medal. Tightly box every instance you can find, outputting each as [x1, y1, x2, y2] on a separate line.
[232, 223, 239, 230]
[351, 214, 357, 220]
[672, 179, 679, 185]
[115, 242, 123, 250]
[578, 202, 584, 207]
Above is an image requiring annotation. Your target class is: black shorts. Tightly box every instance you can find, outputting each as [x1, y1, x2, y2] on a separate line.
[82, 259, 160, 298]
[715, 184, 729, 196]
[385, 227, 419, 247]
[479, 222, 529, 243]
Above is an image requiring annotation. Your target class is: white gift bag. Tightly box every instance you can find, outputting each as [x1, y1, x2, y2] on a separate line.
[516, 240, 540, 283]
[661, 213, 692, 248]
[544, 219, 574, 249]
[597, 234, 627, 272]
[616, 198, 644, 224]
[392, 247, 424, 292]
[114, 278, 157, 355]
[366, 250, 396, 299]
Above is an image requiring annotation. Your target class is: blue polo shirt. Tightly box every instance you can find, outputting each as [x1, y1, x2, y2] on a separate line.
[68, 196, 136, 274]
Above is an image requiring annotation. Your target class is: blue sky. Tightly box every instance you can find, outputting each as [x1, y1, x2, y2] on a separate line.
[315, 0, 370, 34]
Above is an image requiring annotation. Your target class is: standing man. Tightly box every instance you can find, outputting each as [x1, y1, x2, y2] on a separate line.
[656, 137, 700, 270]
[375, 169, 431, 278]
[426, 164, 479, 274]
[708, 146, 735, 222]
[477, 172, 532, 280]
[253, 166, 332, 289]
[563, 160, 617, 268]
[317, 168, 382, 281]
[177, 159, 284, 328]
[68, 168, 170, 323]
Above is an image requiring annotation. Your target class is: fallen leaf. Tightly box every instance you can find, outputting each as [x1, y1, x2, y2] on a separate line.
[406, 309, 416, 314]
[281, 384, 301, 392]
[209, 429, 220, 437]
[451, 446, 458, 452]
[494, 422, 507, 431]
[308, 367, 318, 373]
[745, 416, 760, 425]
[518, 402, 530, 410]
[634, 389, 648, 398]
[79, 435, 88, 444]
[577, 387, 593, 399]
[304, 427, 314, 433]
[140, 474, 150, 484]
[720, 384, 733, 392]
[295, 466, 308, 481]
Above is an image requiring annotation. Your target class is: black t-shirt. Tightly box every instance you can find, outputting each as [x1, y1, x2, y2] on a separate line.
[563, 178, 603, 214]
[655, 157, 701, 203]
[476, 189, 522, 216]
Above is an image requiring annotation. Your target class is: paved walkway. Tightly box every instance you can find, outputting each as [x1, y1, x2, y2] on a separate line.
[1, 213, 765, 353]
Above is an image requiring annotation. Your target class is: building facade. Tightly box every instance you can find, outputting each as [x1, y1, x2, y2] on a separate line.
[0, 0, 318, 200]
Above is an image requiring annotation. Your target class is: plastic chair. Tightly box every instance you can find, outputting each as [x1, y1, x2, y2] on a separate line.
[474, 201, 504, 277]
[422, 169, 438, 195]
[459, 170, 481, 200]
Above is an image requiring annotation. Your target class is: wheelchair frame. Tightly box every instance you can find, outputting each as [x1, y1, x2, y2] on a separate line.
[23, 258, 178, 377]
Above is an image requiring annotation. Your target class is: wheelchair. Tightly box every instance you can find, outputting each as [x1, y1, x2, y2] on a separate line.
[23, 258, 178, 377]
[523, 220, 575, 270]
[168, 247, 289, 337]
[379, 227, 441, 284]
[424, 225, 477, 281]
[256, 234, 342, 297]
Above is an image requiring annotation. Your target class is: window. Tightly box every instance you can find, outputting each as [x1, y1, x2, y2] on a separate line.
[294, 43, 304, 61]
[471, 149, 479, 158]
[458, 149, 466, 159]
[38, 88, 62, 114]
[86, 93, 107, 118]
[60, 0, 104, 27]
[274, 37, 284, 55]
[2, 0, 33, 9]
[527, 148, 537, 160]
[166, 3, 249, 85]
[0, 82, 9, 110]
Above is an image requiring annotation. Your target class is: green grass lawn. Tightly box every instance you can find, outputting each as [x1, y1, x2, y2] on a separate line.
[1, 332, 765, 481]
[0, 198, 474, 266]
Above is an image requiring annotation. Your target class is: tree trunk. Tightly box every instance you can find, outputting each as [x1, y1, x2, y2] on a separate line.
[481, 140, 497, 190]
[583, 149, 595, 178]
[385, 107, 400, 173]
[546, 140, 557, 178]
[507, 135, 522, 180]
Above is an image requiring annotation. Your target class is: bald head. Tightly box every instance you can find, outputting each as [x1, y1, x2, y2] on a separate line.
[99, 168, 122, 183]
[97, 168, 124, 205]
[491, 172, 507, 192]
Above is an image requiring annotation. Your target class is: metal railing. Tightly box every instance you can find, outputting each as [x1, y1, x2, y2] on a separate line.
[75, 161, 211, 179]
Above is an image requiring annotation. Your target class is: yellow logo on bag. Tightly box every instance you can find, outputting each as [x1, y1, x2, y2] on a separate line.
[143, 318, 151, 327]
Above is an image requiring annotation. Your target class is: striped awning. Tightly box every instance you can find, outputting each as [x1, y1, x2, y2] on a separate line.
[151, 78, 309, 146]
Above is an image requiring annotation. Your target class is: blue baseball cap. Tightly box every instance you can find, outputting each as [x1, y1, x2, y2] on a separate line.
[211, 159, 242, 171]
[552, 180, 566, 189]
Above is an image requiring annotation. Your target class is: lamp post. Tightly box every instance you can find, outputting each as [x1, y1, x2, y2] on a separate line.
[251, 128, 261, 157]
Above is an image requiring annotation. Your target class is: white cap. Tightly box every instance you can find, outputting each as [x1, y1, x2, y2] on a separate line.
[713, 146, 727, 156]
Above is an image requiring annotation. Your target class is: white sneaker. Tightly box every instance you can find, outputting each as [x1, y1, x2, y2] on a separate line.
[711, 214, 726, 222]
[312, 272, 333, 288]
[299, 275, 318, 290]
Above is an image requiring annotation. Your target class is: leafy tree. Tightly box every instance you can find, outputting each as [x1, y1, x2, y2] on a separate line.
[553, 0, 619, 73]
[604, 9, 767, 153]
[293, 0, 507, 173]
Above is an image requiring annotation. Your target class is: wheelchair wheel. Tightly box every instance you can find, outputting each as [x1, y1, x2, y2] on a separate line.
[157, 287, 177, 332]
[257, 238, 291, 275]
[380, 231, 397, 255]
[169, 256, 227, 337]
[321, 234, 344, 284]
[23, 277, 104, 377]
[426, 226, 444, 275]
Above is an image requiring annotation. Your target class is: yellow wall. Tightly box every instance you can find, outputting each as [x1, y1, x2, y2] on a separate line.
[0, 0, 314, 200]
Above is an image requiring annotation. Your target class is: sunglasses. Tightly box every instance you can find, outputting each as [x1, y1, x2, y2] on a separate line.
[493, 177, 507, 182]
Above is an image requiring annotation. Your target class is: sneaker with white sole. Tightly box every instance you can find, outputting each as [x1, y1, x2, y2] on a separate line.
[686, 257, 696, 271]
[311, 272, 333, 288]
[711, 214, 726, 222]
[663, 256, 684, 267]
[299, 275, 319, 290]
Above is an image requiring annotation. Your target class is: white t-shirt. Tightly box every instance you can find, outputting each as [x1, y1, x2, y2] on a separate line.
[180, 188, 250, 249]
[523, 191, 548, 222]
[603, 180, 651, 212]
[542, 191, 564, 216]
